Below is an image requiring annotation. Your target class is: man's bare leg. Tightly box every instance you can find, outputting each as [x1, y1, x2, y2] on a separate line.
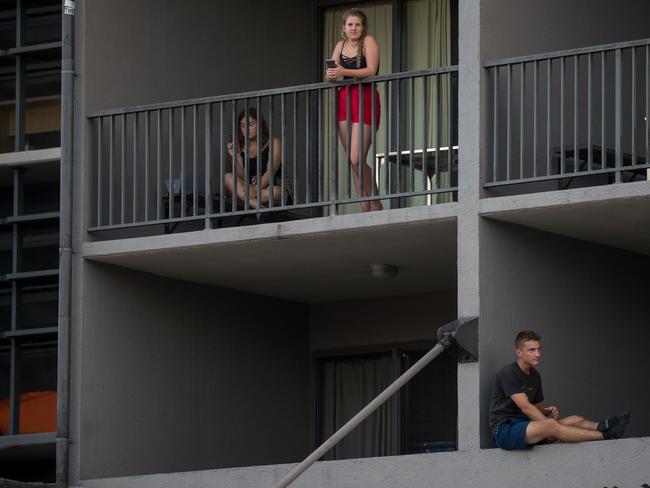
[526, 419, 604, 444]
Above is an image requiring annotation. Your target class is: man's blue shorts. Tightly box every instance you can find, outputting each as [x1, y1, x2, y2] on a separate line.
[492, 418, 530, 450]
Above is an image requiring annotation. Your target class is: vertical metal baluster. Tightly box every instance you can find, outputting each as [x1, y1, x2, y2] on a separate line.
[121, 113, 125, 224]
[409, 76, 415, 192]
[219, 102, 225, 214]
[293, 93, 298, 205]
[506, 63, 512, 181]
[268, 96, 274, 208]
[646, 45, 649, 166]
[156, 109, 161, 220]
[447, 71, 453, 193]
[145, 111, 149, 222]
[281, 93, 286, 207]
[396, 78, 402, 195]
[421, 77, 429, 192]
[615, 48, 622, 182]
[318, 90, 323, 203]
[109, 116, 114, 225]
[371, 81, 377, 198]
[243, 98, 250, 212]
[359, 81, 365, 203]
[192, 105, 198, 216]
[435, 74, 440, 187]
[587, 53, 594, 171]
[331, 86, 339, 214]
[546, 59, 552, 175]
[555, 56, 568, 175]
[346, 86, 352, 200]
[384, 81, 390, 196]
[533, 61, 538, 177]
[168, 109, 174, 219]
[97, 118, 102, 226]
[574, 55, 579, 173]
[520, 63, 525, 179]
[181, 106, 186, 218]
[631, 47, 637, 167]
[231, 102, 237, 212]
[306, 92, 311, 203]
[133, 113, 138, 222]
[602, 51, 606, 170]
[493, 67, 498, 182]
[205, 103, 212, 229]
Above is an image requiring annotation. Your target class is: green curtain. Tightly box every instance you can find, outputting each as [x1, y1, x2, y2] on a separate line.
[320, 354, 396, 460]
[405, 0, 452, 205]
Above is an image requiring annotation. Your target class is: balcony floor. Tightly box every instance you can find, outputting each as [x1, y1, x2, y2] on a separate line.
[82, 205, 458, 303]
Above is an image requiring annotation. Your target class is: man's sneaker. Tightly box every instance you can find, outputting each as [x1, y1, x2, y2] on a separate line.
[603, 412, 630, 440]
[598, 411, 630, 433]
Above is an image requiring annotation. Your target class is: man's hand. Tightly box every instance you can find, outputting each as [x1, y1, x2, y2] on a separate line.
[542, 405, 559, 419]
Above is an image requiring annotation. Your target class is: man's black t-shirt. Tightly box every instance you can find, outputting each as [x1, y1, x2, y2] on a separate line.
[488, 362, 544, 432]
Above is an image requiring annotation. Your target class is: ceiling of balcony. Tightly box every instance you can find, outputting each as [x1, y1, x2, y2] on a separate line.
[481, 185, 650, 257]
[86, 215, 458, 304]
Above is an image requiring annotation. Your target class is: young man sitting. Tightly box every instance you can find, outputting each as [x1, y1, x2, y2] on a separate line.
[488, 330, 629, 450]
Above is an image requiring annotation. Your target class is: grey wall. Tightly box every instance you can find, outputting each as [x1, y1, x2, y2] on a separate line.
[83, 0, 312, 112]
[479, 219, 650, 446]
[79, 262, 309, 479]
[309, 292, 457, 351]
[481, 0, 650, 60]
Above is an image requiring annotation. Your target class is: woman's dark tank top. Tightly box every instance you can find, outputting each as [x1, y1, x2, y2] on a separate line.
[242, 146, 270, 182]
[339, 40, 379, 79]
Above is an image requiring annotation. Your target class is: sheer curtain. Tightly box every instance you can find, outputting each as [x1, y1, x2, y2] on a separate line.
[322, 2, 392, 214]
[320, 354, 396, 460]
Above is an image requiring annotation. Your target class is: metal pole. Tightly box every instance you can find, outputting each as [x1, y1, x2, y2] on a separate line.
[274, 337, 452, 488]
[57, 1, 75, 487]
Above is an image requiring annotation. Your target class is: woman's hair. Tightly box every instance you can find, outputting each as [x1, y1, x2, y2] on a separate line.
[236, 107, 269, 151]
[341, 8, 368, 68]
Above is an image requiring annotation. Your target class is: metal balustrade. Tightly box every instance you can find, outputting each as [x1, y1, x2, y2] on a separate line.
[86, 66, 458, 233]
[486, 38, 650, 189]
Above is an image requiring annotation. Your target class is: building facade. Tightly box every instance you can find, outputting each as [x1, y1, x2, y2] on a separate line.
[1, 0, 650, 486]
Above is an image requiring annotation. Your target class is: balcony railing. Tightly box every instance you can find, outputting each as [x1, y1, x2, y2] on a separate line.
[486, 38, 650, 189]
[86, 66, 458, 233]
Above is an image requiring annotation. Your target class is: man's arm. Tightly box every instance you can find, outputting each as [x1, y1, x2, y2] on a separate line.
[535, 402, 559, 419]
[511, 393, 549, 421]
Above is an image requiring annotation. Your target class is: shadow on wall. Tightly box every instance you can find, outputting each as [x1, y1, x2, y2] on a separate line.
[479, 219, 650, 447]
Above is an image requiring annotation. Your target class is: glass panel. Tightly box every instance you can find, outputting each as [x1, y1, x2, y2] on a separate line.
[400, 348, 457, 453]
[16, 344, 57, 434]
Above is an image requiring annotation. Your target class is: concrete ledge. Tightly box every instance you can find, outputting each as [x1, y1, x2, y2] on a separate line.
[82, 203, 458, 259]
[76, 437, 650, 488]
[480, 180, 650, 216]
[0, 147, 61, 167]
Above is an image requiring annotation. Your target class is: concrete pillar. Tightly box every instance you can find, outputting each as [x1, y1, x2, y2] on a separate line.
[456, 0, 482, 451]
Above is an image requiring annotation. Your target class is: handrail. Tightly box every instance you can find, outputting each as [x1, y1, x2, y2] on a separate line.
[86, 65, 459, 118]
[484, 37, 650, 67]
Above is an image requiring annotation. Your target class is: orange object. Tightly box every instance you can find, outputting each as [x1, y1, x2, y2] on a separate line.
[0, 391, 57, 435]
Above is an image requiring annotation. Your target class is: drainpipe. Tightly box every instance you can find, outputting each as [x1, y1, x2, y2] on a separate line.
[57, 1, 75, 487]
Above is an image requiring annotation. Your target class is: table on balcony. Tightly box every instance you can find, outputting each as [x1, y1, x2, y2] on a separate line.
[552, 144, 649, 189]
[375, 146, 458, 198]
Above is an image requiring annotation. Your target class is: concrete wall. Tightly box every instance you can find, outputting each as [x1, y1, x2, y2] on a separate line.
[481, 0, 650, 60]
[77, 437, 650, 488]
[77, 262, 309, 479]
[83, 0, 312, 112]
[309, 291, 457, 351]
[479, 219, 650, 446]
